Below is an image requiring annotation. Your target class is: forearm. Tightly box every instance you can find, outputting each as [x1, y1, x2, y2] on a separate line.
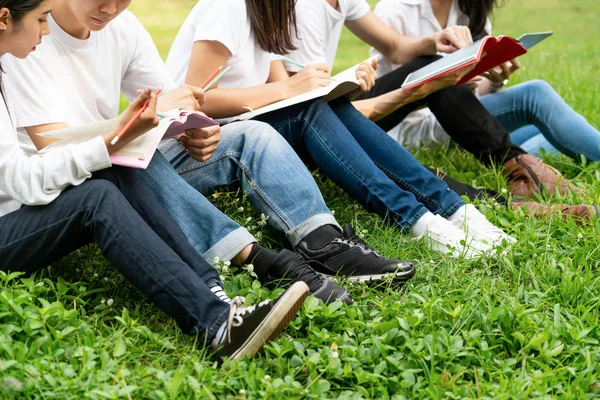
[200, 83, 289, 119]
[352, 89, 414, 121]
[388, 36, 437, 65]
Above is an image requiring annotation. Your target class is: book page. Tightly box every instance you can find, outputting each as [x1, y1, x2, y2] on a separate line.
[401, 37, 488, 89]
[111, 119, 171, 159]
[233, 58, 379, 121]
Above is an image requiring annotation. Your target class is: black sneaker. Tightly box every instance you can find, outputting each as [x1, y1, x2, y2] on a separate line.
[265, 250, 353, 305]
[214, 281, 309, 360]
[296, 224, 416, 282]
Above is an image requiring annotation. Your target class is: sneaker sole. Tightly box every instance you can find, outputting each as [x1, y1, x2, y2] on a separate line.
[322, 264, 417, 283]
[229, 281, 309, 360]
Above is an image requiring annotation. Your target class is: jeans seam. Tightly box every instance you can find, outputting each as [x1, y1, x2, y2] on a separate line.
[374, 162, 445, 214]
[238, 161, 295, 230]
[0, 211, 90, 251]
[297, 115, 425, 226]
[176, 151, 242, 175]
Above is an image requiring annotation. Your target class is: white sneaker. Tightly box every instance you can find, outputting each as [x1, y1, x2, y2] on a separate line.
[411, 213, 490, 259]
[448, 204, 517, 247]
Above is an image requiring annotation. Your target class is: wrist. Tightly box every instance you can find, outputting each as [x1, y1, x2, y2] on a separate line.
[489, 79, 508, 91]
[422, 35, 438, 55]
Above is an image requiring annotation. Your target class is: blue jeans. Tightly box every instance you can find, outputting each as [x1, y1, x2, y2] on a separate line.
[480, 80, 600, 160]
[255, 98, 464, 230]
[135, 152, 256, 262]
[159, 120, 339, 247]
[0, 173, 228, 338]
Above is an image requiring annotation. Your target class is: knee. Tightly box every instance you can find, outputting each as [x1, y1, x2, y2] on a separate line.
[80, 180, 124, 210]
[240, 120, 288, 149]
[522, 79, 556, 98]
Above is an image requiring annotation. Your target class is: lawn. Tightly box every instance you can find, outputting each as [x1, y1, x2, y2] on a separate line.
[2, 0, 600, 398]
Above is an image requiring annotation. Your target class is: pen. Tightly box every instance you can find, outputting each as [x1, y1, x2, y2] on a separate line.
[278, 56, 305, 70]
[203, 66, 231, 91]
[201, 65, 223, 89]
[110, 88, 162, 146]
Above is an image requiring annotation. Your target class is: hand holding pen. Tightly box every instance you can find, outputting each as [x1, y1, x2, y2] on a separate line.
[107, 88, 159, 148]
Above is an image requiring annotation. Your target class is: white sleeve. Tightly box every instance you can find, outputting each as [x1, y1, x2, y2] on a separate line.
[485, 18, 492, 36]
[285, 4, 328, 71]
[0, 133, 111, 206]
[345, 0, 371, 21]
[373, 0, 409, 36]
[120, 12, 177, 102]
[2, 53, 67, 128]
[191, 0, 247, 57]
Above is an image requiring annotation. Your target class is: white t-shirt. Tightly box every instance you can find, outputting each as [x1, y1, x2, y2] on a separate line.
[3, 11, 176, 154]
[369, 0, 491, 149]
[0, 82, 111, 218]
[285, 0, 371, 72]
[370, 0, 491, 76]
[167, 0, 275, 89]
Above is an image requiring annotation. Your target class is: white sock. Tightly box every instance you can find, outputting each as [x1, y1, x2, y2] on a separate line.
[409, 211, 437, 237]
[211, 321, 228, 348]
[447, 205, 467, 223]
[209, 285, 231, 304]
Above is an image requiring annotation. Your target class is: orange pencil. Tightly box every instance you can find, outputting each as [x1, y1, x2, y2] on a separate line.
[110, 88, 162, 146]
[201, 66, 223, 89]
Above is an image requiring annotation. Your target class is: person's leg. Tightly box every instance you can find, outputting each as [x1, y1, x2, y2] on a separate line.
[327, 97, 465, 219]
[510, 129, 558, 157]
[256, 99, 437, 230]
[257, 99, 513, 258]
[0, 180, 228, 338]
[358, 56, 525, 165]
[133, 152, 256, 263]
[479, 80, 600, 161]
[160, 121, 339, 247]
[358, 58, 577, 197]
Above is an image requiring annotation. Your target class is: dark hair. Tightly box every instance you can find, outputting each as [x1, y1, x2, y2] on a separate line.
[0, 0, 45, 25]
[246, 0, 297, 54]
[458, 0, 505, 40]
[0, 0, 45, 111]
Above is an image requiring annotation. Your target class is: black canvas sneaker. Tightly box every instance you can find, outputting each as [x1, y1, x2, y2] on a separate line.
[265, 250, 353, 305]
[296, 224, 416, 282]
[214, 281, 309, 360]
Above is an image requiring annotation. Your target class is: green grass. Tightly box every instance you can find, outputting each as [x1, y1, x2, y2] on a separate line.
[3, 0, 600, 398]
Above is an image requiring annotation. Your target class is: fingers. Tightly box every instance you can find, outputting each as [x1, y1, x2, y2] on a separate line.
[307, 63, 331, 74]
[179, 135, 220, 162]
[186, 84, 207, 106]
[370, 58, 379, 71]
[499, 63, 511, 79]
[184, 125, 220, 139]
[130, 87, 153, 108]
[509, 58, 522, 72]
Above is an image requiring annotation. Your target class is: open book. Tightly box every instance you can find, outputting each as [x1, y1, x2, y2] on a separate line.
[401, 32, 553, 90]
[38, 110, 218, 169]
[222, 57, 377, 123]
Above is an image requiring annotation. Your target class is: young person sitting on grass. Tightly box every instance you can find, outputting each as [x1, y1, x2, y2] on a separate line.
[166, 0, 515, 260]
[370, 0, 600, 220]
[2, 0, 416, 304]
[0, 0, 309, 360]
[284, 0, 589, 219]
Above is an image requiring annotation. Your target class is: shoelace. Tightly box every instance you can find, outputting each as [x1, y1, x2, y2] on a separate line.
[282, 260, 324, 289]
[335, 235, 378, 256]
[226, 296, 269, 342]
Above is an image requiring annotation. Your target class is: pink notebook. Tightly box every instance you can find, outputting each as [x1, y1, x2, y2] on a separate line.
[39, 111, 219, 169]
[110, 112, 219, 169]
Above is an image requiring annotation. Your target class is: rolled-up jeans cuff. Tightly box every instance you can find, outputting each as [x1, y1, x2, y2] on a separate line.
[440, 200, 466, 220]
[287, 213, 341, 248]
[203, 227, 256, 263]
